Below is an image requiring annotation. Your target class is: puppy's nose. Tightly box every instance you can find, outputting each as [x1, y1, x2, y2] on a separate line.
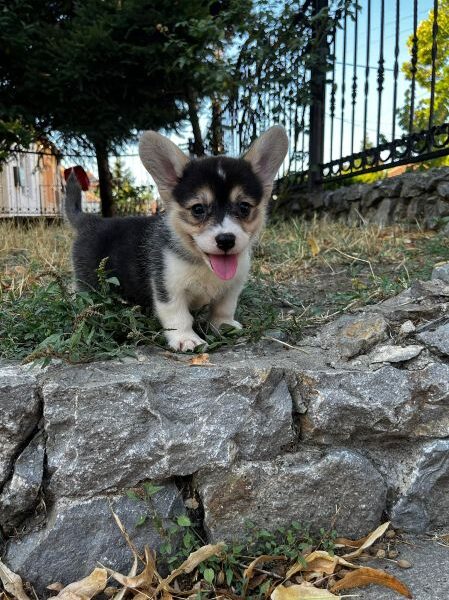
[215, 233, 236, 252]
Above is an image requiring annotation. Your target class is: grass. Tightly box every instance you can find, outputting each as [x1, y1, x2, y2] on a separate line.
[1, 216, 449, 363]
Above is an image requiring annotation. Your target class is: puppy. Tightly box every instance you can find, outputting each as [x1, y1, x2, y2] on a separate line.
[65, 126, 288, 351]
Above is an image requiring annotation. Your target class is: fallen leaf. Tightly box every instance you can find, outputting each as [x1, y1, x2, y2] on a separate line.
[109, 547, 156, 591]
[110, 505, 143, 561]
[307, 236, 320, 257]
[155, 543, 225, 594]
[244, 555, 286, 580]
[243, 555, 285, 595]
[54, 568, 107, 600]
[286, 551, 357, 579]
[330, 566, 412, 598]
[271, 582, 338, 600]
[111, 555, 139, 600]
[342, 522, 390, 559]
[334, 535, 368, 549]
[47, 583, 65, 593]
[0, 560, 32, 600]
[188, 353, 210, 366]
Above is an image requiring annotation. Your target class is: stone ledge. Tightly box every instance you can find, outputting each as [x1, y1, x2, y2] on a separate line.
[1, 273, 448, 593]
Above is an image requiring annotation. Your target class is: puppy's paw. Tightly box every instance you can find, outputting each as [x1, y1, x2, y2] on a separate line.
[210, 318, 243, 333]
[166, 331, 206, 352]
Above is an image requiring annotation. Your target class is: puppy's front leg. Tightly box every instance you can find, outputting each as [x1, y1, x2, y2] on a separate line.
[210, 281, 245, 333]
[155, 295, 205, 352]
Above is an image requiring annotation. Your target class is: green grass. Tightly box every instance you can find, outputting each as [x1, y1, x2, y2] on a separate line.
[1, 218, 449, 364]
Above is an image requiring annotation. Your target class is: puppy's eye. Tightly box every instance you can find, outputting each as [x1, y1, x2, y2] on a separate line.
[191, 203, 207, 219]
[238, 201, 251, 218]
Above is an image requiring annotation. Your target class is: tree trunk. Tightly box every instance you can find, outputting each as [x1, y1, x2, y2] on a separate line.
[186, 88, 205, 157]
[94, 140, 114, 217]
[211, 95, 224, 155]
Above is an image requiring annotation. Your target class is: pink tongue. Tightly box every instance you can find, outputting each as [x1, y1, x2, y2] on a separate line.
[209, 254, 238, 280]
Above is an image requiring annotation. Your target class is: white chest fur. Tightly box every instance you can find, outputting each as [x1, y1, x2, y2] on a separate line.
[163, 249, 250, 309]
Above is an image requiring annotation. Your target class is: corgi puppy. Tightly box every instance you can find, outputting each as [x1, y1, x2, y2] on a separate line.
[65, 126, 288, 351]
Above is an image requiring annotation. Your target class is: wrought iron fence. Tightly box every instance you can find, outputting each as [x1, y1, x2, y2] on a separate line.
[223, 0, 447, 190]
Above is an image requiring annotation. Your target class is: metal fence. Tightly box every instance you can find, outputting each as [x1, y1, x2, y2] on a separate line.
[224, 0, 447, 189]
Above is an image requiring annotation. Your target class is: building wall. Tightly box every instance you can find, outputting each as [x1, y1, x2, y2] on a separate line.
[0, 145, 62, 217]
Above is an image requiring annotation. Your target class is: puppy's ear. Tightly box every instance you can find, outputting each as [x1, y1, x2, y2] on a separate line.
[139, 131, 189, 198]
[243, 125, 288, 192]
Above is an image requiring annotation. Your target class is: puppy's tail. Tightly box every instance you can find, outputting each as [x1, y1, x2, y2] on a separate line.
[64, 171, 83, 227]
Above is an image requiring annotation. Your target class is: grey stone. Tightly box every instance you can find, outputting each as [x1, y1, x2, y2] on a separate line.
[399, 320, 416, 336]
[298, 366, 415, 443]
[417, 322, 449, 355]
[0, 434, 45, 533]
[361, 534, 449, 600]
[343, 184, 365, 202]
[432, 261, 449, 284]
[391, 440, 449, 532]
[401, 177, 426, 198]
[42, 362, 294, 497]
[316, 313, 388, 359]
[298, 362, 449, 442]
[367, 279, 449, 321]
[0, 365, 41, 487]
[5, 484, 184, 596]
[197, 449, 386, 541]
[369, 344, 423, 363]
[372, 197, 396, 226]
[436, 180, 449, 199]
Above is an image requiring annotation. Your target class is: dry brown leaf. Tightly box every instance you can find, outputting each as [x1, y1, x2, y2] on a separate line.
[0, 560, 32, 600]
[47, 583, 65, 592]
[330, 566, 412, 598]
[342, 522, 390, 559]
[271, 582, 338, 600]
[334, 535, 369, 549]
[110, 506, 143, 562]
[109, 547, 156, 591]
[53, 568, 107, 600]
[155, 543, 225, 594]
[244, 555, 286, 580]
[286, 551, 357, 579]
[110, 554, 138, 600]
[188, 353, 210, 366]
[307, 237, 320, 257]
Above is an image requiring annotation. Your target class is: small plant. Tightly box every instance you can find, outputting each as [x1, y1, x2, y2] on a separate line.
[0, 261, 162, 365]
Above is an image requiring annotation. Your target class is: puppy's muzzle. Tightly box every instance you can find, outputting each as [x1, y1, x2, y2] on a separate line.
[215, 233, 236, 252]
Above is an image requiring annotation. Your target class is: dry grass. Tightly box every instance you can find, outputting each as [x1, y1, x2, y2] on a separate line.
[0, 219, 72, 296]
[0, 216, 445, 298]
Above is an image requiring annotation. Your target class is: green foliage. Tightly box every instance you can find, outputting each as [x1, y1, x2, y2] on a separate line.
[127, 494, 339, 596]
[0, 262, 162, 365]
[399, 1, 449, 132]
[111, 158, 156, 215]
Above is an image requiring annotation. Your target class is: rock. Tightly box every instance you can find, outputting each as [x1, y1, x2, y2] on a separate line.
[372, 197, 396, 226]
[0, 434, 45, 533]
[0, 365, 41, 487]
[369, 344, 423, 363]
[391, 440, 449, 532]
[42, 362, 294, 497]
[432, 262, 449, 284]
[298, 361, 449, 443]
[436, 180, 449, 199]
[5, 484, 184, 596]
[401, 176, 427, 198]
[399, 320, 416, 336]
[197, 449, 386, 541]
[417, 322, 449, 356]
[298, 366, 414, 443]
[317, 313, 388, 359]
[343, 184, 365, 202]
